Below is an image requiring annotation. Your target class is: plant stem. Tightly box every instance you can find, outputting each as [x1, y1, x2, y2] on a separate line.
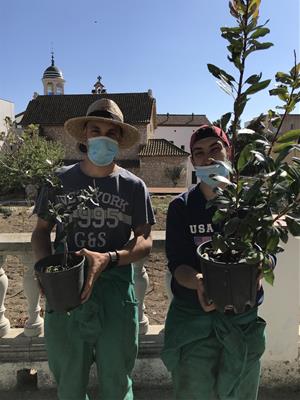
[62, 240, 68, 269]
[267, 89, 295, 156]
[272, 199, 300, 224]
[231, 0, 250, 149]
[232, 0, 251, 210]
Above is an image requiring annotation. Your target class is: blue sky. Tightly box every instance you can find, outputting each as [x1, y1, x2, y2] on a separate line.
[0, 0, 299, 124]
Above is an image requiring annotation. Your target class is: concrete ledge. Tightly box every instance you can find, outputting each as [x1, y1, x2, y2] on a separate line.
[0, 326, 164, 363]
[0, 231, 166, 252]
[0, 326, 170, 390]
[1, 326, 300, 391]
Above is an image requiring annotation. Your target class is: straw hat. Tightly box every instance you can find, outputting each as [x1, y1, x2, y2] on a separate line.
[64, 98, 140, 149]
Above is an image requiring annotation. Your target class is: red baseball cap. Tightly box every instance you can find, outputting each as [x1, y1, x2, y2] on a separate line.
[190, 125, 231, 152]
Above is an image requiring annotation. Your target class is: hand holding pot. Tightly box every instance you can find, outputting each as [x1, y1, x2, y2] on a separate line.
[76, 248, 110, 302]
[195, 273, 216, 312]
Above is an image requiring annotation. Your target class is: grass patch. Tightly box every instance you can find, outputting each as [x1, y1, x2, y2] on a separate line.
[151, 195, 174, 215]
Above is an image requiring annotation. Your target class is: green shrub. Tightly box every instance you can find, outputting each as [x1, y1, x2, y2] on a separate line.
[0, 123, 64, 195]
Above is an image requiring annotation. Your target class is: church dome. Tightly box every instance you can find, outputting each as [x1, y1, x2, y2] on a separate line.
[43, 65, 63, 79]
[42, 53, 64, 79]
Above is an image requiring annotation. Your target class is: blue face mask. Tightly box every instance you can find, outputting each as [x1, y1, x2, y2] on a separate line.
[194, 163, 230, 188]
[87, 137, 119, 166]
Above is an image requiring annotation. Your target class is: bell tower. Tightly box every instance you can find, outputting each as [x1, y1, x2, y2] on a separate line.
[42, 52, 65, 95]
[92, 76, 106, 94]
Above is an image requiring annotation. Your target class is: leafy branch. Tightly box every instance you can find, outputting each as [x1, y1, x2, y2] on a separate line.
[205, 0, 300, 284]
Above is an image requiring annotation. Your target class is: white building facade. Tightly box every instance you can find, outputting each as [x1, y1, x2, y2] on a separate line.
[154, 113, 210, 185]
[0, 99, 14, 134]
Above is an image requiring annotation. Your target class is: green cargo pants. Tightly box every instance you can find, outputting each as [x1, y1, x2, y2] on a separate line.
[161, 299, 266, 400]
[44, 268, 139, 400]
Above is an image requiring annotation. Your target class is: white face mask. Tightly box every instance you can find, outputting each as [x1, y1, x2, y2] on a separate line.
[87, 137, 119, 166]
[195, 163, 231, 188]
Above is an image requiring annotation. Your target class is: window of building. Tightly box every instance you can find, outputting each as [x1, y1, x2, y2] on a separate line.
[291, 123, 294, 129]
[181, 145, 185, 150]
[169, 140, 174, 144]
[56, 86, 63, 95]
[47, 83, 53, 95]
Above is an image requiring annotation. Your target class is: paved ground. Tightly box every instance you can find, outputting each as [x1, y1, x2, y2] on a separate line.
[1, 386, 300, 400]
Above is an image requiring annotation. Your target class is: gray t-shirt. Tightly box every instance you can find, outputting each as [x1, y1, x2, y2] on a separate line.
[34, 163, 155, 254]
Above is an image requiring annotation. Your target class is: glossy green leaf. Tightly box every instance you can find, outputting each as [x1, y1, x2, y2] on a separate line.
[266, 229, 280, 252]
[245, 79, 271, 95]
[286, 217, 300, 236]
[250, 150, 266, 163]
[290, 62, 300, 78]
[250, 27, 270, 39]
[212, 210, 228, 224]
[254, 42, 273, 50]
[234, 94, 248, 116]
[245, 73, 262, 84]
[273, 142, 296, 154]
[220, 112, 232, 131]
[249, 0, 261, 19]
[243, 180, 262, 203]
[210, 175, 231, 185]
[275, 71, 293, 84]
[263, 268, 274, 285]
[207, 64, 235, 82]
[276, 129, 300, 143]
[237, 143, 254, 171]
[269, 86, 289, 101]
[224, 217, 240, 236]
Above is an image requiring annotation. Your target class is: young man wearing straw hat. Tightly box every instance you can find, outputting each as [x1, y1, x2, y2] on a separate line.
[31, 98, 155, 400]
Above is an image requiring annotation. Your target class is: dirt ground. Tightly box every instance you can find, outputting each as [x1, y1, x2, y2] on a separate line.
[1, 199, 172, 328]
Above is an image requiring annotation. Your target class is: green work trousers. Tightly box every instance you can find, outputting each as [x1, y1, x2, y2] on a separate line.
[44, 272, 139, 400]
[162, 299, 266, 400]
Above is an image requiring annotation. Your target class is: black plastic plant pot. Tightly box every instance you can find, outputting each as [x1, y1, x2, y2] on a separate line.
[34, 252, 86, 313]
[197, 241, 259, 314]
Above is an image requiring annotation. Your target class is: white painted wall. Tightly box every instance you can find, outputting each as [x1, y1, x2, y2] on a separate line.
[260, 236, 300, 362]
[0, 99, 14, 133]
[155, 126, 197, 186]
[155, 125, 198, 152]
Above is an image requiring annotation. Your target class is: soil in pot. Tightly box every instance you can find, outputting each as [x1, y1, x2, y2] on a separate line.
[34, 252, 86, 313]
[197, 241, 259, 314]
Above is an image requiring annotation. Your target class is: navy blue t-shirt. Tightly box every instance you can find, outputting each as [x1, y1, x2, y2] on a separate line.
[34, 163, 155, 255]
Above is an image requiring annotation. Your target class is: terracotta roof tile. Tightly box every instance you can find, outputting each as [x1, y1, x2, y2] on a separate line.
[139, 139, 189, 156]
[21, 93, 155, 126]
[157, 113, 210, 126]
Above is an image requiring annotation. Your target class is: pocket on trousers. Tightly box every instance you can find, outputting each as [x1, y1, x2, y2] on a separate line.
[243, 317, 266, 360]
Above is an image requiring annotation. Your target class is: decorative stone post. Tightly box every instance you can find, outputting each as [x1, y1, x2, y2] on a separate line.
[0, 253, 10, 337]
[133, 257, 149, 335]
[18, 253, 44, 337]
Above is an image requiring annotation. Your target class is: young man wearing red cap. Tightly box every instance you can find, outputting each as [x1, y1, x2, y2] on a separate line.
[162, 125, 268, 400]
[31, 98, 155, 400]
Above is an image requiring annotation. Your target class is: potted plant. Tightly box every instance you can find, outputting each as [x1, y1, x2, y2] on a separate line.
[34, 185, 100, 312]
[196, 0, 300, 313]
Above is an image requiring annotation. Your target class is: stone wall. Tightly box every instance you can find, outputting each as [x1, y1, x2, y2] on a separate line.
[140, 156, 188, 187]
[118, 125, 148, 160]
[44, 126, 81, 160]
